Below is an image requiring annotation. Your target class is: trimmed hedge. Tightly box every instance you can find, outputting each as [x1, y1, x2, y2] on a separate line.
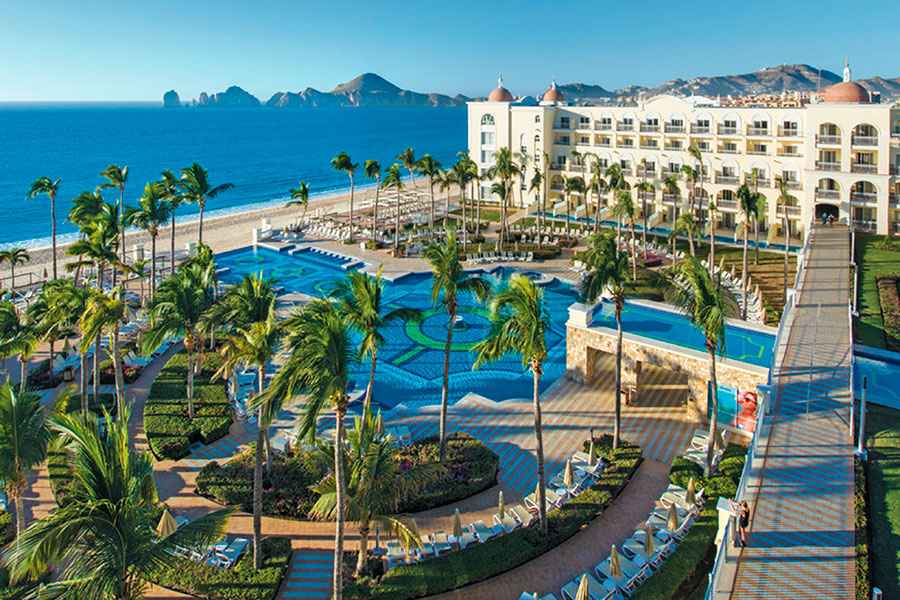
[54, 392, 117, 416]
[144, 352, 233, 460]
[395, 433, 499, 513]
[352, 436, 643, 599]
[147, 536, 292, 600]
[876, 275, 900, 349]
[196, 444, 329, 519]
[632, 445, 745, 600]
[855, 459, 871, 600]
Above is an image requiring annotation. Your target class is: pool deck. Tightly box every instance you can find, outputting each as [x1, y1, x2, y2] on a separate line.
[724, 225, 856, 599]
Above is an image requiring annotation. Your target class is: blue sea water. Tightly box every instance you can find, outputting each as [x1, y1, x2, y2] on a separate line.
[0, 103, 466, 247]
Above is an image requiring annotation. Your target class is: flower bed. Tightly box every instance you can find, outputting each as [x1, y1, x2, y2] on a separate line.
[876, 275, 900, 350]
[631, 445, 746, 600]
[349, 436, 642, 599]
[147, 536, 292, 600]
[196, 444, 329, 519]
[144, 352, 233, 460]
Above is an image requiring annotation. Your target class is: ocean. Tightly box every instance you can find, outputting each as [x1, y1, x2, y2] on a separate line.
[0, 103, 466, 247]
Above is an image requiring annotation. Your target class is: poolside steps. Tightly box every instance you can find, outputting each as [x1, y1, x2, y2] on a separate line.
[256, 241, 296, 253]
[278, 550, 332, 599]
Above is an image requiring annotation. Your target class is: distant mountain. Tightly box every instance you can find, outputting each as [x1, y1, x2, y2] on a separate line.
[196, 85, 261, 108]
[556, 83, 614, 104]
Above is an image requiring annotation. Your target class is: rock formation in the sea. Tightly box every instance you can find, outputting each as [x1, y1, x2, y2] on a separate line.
[163, 90, 181, 108]
[266, 73, 469, 108]
[194, 85, 261, 107]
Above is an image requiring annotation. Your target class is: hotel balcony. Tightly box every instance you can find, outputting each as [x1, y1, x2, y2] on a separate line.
[638, 191, 655, 201]
[784, 180, 802, 190]
[815, 161, 841, 172]
[664, 143, 684, 152]
[576, 122, 592, 131]
[815, 188, 840, 200]
[890, 193, 900, 206]
[636, 167, 655, 178]
[719, 147, 739, 154]
[640, 142, 660, 150]
[816, 134, 841, 146]
[594, 122, 613, 131]
[777, 205, 802, 216]
[746, 127, 770, 137]
[851, 163, 878, 174]
[717, 199, 737, 211]
[660, 168, 679, 178]
[850, 191, 878, 202]
[662, 193, 680, 204]
[640, 123, 660, 133]
[696, 143, 711, 152]
[851, 219, 878, 232]
[617, 122, 634, 131]
[747, 177, 771, 188]
[747, 149, 769, 156]
[715, 174, 739, 185]
[555, 139, 571, 146]
[718, 126, 738, 135]
[554, 122, 571, 130]
[664, 124, 686, 134]
[619, 139, 635, 148]
[690, 125, 711, 134]
[852, 135, 878, 147]
[549, 164, 565, 172]
[777, 149, 803, 158]
[595, 140, 612, 148]
[778, 127, 800, 137]
[620, 168, 634, 177]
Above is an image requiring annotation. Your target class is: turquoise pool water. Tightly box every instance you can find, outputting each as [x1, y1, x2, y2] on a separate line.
[216, 246, 774, 410]
[854, 347, 900, 410]
[535, 211, 801, 253]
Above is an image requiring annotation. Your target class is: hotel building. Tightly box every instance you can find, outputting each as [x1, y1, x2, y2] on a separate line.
[467, 65, 900, 237]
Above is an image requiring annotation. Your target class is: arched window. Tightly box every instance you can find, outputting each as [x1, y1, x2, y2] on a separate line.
[535, 115, 541, 123]
[481, 114, 495, 126]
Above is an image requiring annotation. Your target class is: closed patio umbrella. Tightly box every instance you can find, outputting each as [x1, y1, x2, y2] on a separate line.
[563, 458, 574, 488]
[588, 439, 595, 466]
[644, 522, 655, 556]
[686, 477, 696, 505]
[610, 544, 623, 578]
[156, 508, 178, 539]
[498, 490, 505, 520]
[667, 502, 679, 532]
[575, 573, 591, 600]
[452, 508, 463, 540]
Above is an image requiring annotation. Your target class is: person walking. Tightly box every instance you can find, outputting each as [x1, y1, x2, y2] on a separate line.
[737, 500, 751, 547]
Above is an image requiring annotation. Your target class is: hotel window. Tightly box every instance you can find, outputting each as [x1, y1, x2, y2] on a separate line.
[621, 138, 634, 147]
[696, 119, 710, 128]
[600, 117, 612, 126]
[622, 117, 634, 125]
[480, 150, 495, 164]
[620, 159, 630, 170]
[668, 140, 683, 149]
[480, 114, 495, 126]
[782, 121, 798, 133]
[855, 152, 875, 165]
[579, 135, 590, 145]
[643, 161, 656, 172]
[724, 119, 737, 130]
[782, 170, 798, 183]
[667, 162, 681, 173]
[480, 131, 496, 146]
[559, 116, 570, 129]
[556, 155, 567, 167]
[752, 120, 768, 131]
[722, 166, 736, 177]
[698, 141, 710, 151]
[557, 136, 570, 145]
[781, 145, 799, 156]
[598, 158, 609, 168]
[645, 117, 659, 126]
[670, 119, 684, 127]
[752, 144, 768, 154]
[723, 142, 737, 153]
[579, 116, 591, 127]
[820, 150, 838, 163]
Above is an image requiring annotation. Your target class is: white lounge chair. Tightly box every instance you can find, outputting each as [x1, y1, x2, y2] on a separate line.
[471, 520, 499, 543]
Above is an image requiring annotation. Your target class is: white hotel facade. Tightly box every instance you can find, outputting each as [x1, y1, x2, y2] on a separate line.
[467, 66, 900, 237]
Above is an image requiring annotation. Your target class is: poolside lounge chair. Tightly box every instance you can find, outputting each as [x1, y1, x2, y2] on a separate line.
[472, 520, 500, 543]
[452, 525, 478, 550]
[430, 531, 452, 555]
[492, 512, 520, 534]
[510, 504, 535, 527]
[385, 540, 406, 569]
[560, 572, 614, 600]
[216, 537, 249, 568]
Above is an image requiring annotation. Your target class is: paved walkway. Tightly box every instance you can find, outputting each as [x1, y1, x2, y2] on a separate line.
[729, 225, 855, 599]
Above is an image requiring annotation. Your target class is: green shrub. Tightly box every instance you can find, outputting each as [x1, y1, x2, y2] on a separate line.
[357, 439, 643, 599]
[148, 536, 291, 600]
[856, 459, 871, 600]
[53, 392, 117, 416]
[144, 352, 233, 460]
[395, 433, 499, 513]
[196, 445, 329, 519]
[99, 359, 142, 384]
[632, 445, 747, 600]
[0, 510, 12, 546]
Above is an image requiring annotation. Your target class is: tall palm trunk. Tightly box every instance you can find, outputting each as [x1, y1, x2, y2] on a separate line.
[460, 187, 467, 252]
[783, 215, 789, 306]
[170, 213, 177, 275]
[333, 400, 347, 600]
[356, 518, 370, 575]
[429, 179, 435, 237]
[186, 349, 195, 419]
[742, 226, 750, 320]
[150, 233, 157, 300]
[111, 327, 126, 416]
[252, 363, 266, 569]
[80, 352, 89, 414]
[705, 343, 719, 476]
[394, 189, 401, 254]
[198, 199, 206, 244]
[14, 481, 25, 542]
[641, 195, 649, 258]
[18, 356, 27, 395]
[708, 216, 716, 277]
[565, 193, 571, 236]
[93, 264, 104, 403]
[347, 174, 355, 243]
[372, 184, 380, 244]
[438, 301, 455, 462]
[364, 349, 377, 417]
[686, 226, 695, 257]
[630, 220, 637, 280]
[10, 264, 15, 289]
[50, 193, 58, 279]
[119, 188, 127, 266]
[531, 360, 547, 535]
[754, 218, 761, 266]
[614, 307, 623, 449]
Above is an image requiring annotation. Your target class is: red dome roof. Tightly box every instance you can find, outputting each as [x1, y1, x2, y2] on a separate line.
[822, 81, 870, 103]
[488, 85, 514, 102]
[542, 82, 564, 103]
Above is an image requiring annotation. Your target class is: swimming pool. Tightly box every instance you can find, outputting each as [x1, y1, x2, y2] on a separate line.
[854, 346, 900, 410]
[216, 246, 774, 410]
[535, 211, 801, 253]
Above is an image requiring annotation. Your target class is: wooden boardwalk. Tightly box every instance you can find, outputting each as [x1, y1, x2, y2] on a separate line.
[730, 225, 856, 599]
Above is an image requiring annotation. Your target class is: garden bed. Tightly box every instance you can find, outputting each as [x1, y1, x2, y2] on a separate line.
[855, 458, 871, 600]
[875, 275, 900, 350]
[632, 445, 746, 600]
[348, 436, 642, 599]
[144, 352, 233, 460]
[855, 234, 900, 348]
[864, 404, 900, 598]
[147, 536, 292, 600]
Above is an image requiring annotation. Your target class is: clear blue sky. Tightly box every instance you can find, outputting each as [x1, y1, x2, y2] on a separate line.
[2, 0, 898, 102]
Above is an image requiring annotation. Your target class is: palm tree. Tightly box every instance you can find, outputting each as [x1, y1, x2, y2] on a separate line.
[663, 256, 736, 473]
[775, 176, 797, 306]
[563, 176, 585, 237]
[27, 176, 61, 279]
[3, 407, 231, 599]
[687, 141, 704, 219]
[581, 233, 630, 449]
[423, 228, 491, 461]
[589, 163, 608, 236]
[42, 281, 92, 406]
[634, 180, 655, 258]
[0, 302, 39, 394]
[217, 308, 279, 569]
[707, 200, 718, 276]
[489, 148, 521, 247]
[331, 152, 359, 243]
[288, 180, 310, 219]
[673, 211, 698, 257]
[737, 184, 762, 320]
[529, 170, 544, 246]
[100, 164, 129, 264]
[127, 259, 150, 306]
[662, 174, 680, 224]
[127, 182, 173, 300]
[179, 163, 234, 245]
[69, 189, 106, 230]
[612, 189, 637, 276]
[0, 248, 29, 289]
[160, 169, 184, 275]
[262, 299, 354, 600]
[473, 274, 550, 534]
[416, 154, 442, 236]
[604, 163, 626, 231]
[331, 268, 420, 418]
[397, 147, 417, 188]
[382, 163, 404, 254]
[81, 287, 128, 414]
[437, 168, 453, 228]
[142, 263, 216, 418]
[0, 383, 50, 542]
[311, 408, 438, 576]
[363, 162, 381, 244]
